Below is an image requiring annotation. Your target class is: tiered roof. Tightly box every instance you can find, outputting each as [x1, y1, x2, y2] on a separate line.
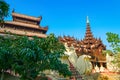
[79, 16, 106, 54]
[0, 11, 48, 38]
[59, 16, 106, 61]
[12, 12, 41, 22]
[12, 11, 41, 25]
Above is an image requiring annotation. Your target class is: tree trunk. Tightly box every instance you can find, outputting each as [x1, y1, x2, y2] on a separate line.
[0, 17, 4, 27]
[1, 69, 4, 80]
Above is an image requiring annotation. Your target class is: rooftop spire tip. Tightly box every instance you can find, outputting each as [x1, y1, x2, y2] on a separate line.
[86, 16, 89, 23]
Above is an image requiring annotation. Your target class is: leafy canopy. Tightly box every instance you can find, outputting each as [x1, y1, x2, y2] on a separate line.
[106, 32, 120, 69]
[0, 34, 71, 80]
[106, 32, 120, 53]
[0, 0, 9, 22]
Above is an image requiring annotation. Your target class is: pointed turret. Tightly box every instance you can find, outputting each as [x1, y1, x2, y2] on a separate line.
[59, 16, 106, 63]
[85, 16, 93, 40]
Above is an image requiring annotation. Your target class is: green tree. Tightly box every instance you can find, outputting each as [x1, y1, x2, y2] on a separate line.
[106, 32, 120, 68]
[0, 0, 9, 26]
[0, 36, 15, 80]
[0, 34, 71, 80]
[106, 32, 120, 53]
[14, 34, 71, 80]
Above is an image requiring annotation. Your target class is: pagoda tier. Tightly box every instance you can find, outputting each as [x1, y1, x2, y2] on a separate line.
[79, 17, 106, 55]
[0, 11, 48, 38]
[59, 16, 106, 62]
[12, 11, 41, 25]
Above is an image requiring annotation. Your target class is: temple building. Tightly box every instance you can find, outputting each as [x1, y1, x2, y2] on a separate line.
[0, 11, 48, 38]
[59, 16, 106, 66]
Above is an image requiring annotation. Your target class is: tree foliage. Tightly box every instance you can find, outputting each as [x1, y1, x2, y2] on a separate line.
[0, 36, 15, 80]
[0, 0, 9, 23]
[106, 32, 120, 68]
[106, 32, 120, 53]
[0, 34, 71, 80]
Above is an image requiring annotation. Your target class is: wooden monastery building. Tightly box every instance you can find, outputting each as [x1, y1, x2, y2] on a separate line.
[0, 10, 106, 67]
[0, 10, 48, 38]
[59, 16, 106, 67]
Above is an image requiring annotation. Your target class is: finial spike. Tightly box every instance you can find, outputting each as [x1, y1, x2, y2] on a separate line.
[86, 16, 89, 23]
[12, 8, 15, 13]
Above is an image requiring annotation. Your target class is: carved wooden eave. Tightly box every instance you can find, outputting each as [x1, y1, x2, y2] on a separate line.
[0, 11, 48, 38]
[4, 21, 48, 32]
[0, 28, 47, 38]
[59, 16, 106, 62]
[12, 12, 41, 22]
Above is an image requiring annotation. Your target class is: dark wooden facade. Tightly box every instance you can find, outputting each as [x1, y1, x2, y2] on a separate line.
[0, 11, 48, 38]
[59, 17, 106, 63]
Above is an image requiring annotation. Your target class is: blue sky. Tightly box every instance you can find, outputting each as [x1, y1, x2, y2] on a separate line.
[5, 0, 120, 49]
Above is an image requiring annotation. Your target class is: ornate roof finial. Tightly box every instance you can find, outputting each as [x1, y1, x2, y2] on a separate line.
[86, 16, 89, 24]
[12, 8, 15, 13]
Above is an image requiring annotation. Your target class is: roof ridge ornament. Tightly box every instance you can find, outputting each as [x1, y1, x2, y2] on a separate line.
[12, 8, 15, 13]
